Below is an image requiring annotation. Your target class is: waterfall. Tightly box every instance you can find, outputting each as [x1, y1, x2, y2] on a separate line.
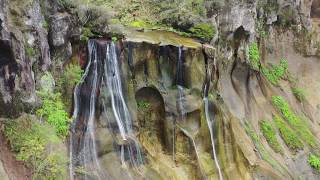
[70, 40, 143, 180]
[203, 85, 223, 180]
[101, 42, 143, 169]
[173, 46, 186, 162]
[70, 40, 106, 180]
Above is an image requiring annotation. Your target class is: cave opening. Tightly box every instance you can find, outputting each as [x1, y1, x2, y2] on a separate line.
[135, 87, 167, 150]
[311, 0, 320, 18]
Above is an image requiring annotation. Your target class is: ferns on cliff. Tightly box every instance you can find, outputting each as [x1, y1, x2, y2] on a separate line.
[272, 96, 315, 147]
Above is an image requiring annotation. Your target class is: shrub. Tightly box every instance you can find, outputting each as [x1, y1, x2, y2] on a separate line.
[292, 87, 306, 102]
[260, 120, 282, 153]
[57, 63, 83, 108]
[80, 27, 94, 42]
[262, 59, 288, 85]
[308, 154, 320, 172]
[4, 115, 67, 179]
[273, 115, 303, 151]
[188, 23, 215, 42]
[272, 96, 315, 147]
[37, 91, 70, 137]
[249, 42, 261, 70]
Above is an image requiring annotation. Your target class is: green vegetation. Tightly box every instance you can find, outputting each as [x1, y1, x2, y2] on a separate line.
[4, 115, 67, 179]
[137, 100, 151, 110]
[262, 59, 288, 85]
[244, 122, 287, 175]
[58, 63, 83, 90]
[272, 96, 315, 147]
[292, 87, 306, 102]
[248, 42, 261, 70]
[308, 154, 320, 172]
[80, 27, 95, 42]
[188, 23, 215, 42]
[36, 91, 70, 137]
[57, 63, 83, 108]
[25, 44, 36, 58]
[260, 120, 282, 153]
[273, 115, 303, 151]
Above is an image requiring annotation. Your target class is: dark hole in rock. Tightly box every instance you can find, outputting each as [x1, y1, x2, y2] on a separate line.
[0, 40, 14, 68]
[135, 87, 167, 150]
[311, 0, 320, 18]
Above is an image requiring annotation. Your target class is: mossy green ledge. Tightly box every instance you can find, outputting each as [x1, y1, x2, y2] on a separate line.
[124, 29, 204, 48]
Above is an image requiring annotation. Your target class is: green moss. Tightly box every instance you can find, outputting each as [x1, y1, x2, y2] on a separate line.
[4, 115, 67, 179]
[272, 96, 315, 147]
[291, 87, 306, 102]
[308, 154, 320, 172]
[188, 23, 215, 42]
[248, 42, 261, 70]
[273, 115, 303, 151]
[260, 120, 282, 153]
[129, 20, 150, 28]
[262, 59, 288, 85]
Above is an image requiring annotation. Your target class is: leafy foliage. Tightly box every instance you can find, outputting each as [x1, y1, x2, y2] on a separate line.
[262, 59, 288, 85]
[188, 23, 215, 41]
[260, 120, 282, 153]
[4, 116, 67, 179]
[244, 121, 287, 174]
[273, 115, 303, 151]
[37, 91, 70, 137]
[57, 63, 83, 108]
[272, 96, 315, 147]
[248, 42, 261, 70]
[308, 154, 320, 172]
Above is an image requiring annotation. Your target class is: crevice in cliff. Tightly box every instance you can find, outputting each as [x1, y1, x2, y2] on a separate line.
[311, 0, 320, 18]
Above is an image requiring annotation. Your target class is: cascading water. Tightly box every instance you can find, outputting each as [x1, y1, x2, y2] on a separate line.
[101, 42, 143, 170]
[203, 84, 223, 180]
[70, 40, 143, 180]
[70, 40, 105, 180]
[173, 46, 186, 162]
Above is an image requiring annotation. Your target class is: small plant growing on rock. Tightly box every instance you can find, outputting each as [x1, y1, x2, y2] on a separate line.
[260, 120, 282, 153]
[273, 115, 303, 151]
[137, 100, 151, 111]
[248, 42, 261, 70]
[262, 59, 288, 85]
[272, 96, 315, 147]
[308, 154, 320, 172]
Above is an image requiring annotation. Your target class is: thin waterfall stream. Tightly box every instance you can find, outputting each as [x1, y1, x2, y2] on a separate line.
[178, 126, 208, 180]
[203, 84, 223, 180]
[70, 40, 143, 180]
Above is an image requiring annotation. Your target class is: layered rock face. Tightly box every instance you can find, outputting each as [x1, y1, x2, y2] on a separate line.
[0, 0, 320, 179]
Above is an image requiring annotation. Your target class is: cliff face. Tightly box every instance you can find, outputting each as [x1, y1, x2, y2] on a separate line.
[0, 0, 320, 179]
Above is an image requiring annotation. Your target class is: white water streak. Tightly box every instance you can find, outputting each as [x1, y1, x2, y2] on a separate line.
[178, 126, 207, 180]
[203, 97, 223, 180]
